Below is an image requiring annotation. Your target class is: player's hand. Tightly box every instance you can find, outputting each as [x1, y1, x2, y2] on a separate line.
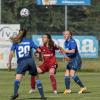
[34, 52, 39, 57]
[37, 48, 41, 53]
[59, 49, 65, 54]
[61, 49, 69, 54]
[7, 63, 12, 71]
[58, 47, 65, 54]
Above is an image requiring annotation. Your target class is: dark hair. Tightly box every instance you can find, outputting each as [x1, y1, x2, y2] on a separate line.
[44, 33, 54, 48]
[21, 29, 27, 38]
[10, 29, 27, 43]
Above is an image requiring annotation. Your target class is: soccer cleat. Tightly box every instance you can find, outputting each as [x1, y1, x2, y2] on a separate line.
[53, 90, 58, 94]
[10, 94, 19, 100]
[64, 89, 71, 94]
[29, 89, 35, 94]
[78, 87, 87, 94]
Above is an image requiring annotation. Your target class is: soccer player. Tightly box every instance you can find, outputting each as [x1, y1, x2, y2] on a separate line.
[7, 29, 45, 100]
[61, 30, 87, 94]
[29, 33, 59, 94]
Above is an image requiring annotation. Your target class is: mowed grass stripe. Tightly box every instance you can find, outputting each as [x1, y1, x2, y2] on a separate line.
[0, 71, 100, 100]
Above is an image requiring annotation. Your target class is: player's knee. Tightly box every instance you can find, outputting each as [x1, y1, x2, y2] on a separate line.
[70, 73, 75, 78]
[70, 74, 77, 79]
[65, 74, 70, 77]
[64, 70, 69, 77]
[37, 67, 43, 73]
[69, 70, 75, 77]
[49, 69, 55, 75]
[15, 74, 22, 81]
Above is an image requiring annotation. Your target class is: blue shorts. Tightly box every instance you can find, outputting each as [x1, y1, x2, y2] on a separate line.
[16, 58, 37, 76]
[66, 55, 82, 71]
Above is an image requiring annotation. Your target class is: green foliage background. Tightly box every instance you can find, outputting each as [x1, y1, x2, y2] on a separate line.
[1, 0, 100, 35]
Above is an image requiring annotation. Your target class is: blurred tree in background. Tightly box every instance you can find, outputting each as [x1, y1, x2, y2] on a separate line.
[1, 0, 100, 36]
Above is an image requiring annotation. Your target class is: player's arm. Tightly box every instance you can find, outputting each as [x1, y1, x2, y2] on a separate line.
[34, 47, 43, 61]
[31, 40, 41, 52]
[7, 44, 16, 71]
[54, 44, 60, 50]
[63, 49, 75, 54]
[61, 41, 76, 54]
[7, 51, 14, 71]
[54, 44, 65, 54]
[36, 47, 41, 53]
[55, 45, 66, 54]
[31, 40, 43, 61]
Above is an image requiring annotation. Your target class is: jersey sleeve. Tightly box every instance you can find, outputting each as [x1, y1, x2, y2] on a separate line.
[39, 46, 43, 51]
[54, 44, 60, 50]
[30, 40, 38, 49]
[10, 44, 16, 51]
[70, 40, 77, 49]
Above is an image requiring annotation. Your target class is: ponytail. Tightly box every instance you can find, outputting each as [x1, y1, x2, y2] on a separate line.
[10, 29, 27, 44]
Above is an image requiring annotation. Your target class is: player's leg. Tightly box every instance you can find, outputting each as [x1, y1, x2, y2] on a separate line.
[30, 75, 45, 98]
[70, 70, 86, 94]
[29, 76, 36, 93]
[29, 67, 43, 93]
[35, 75, 45, 98]
[29, 59, 45, 98]
[70, 56, 86, 94]
[10, 60, 27, 100]
[10, 74, 23, 100]
[64, 69, 71, 94]
[49, 67, 57, 94]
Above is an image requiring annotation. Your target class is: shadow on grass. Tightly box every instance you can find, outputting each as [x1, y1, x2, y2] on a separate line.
[18, 97, 47, 100]
[57, 91, 91, 94]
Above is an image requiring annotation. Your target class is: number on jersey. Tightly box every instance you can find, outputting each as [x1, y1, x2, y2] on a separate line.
[18, 45, 30, 58]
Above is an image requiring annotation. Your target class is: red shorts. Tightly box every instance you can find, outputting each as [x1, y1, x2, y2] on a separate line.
[39, 56, 56, 73]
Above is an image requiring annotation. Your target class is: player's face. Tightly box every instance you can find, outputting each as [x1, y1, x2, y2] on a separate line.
[63, 31, 71, 40]
[42, 35, 49, 43]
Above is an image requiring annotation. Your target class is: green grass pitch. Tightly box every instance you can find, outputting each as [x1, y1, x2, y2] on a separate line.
[0, 71, 100, 100]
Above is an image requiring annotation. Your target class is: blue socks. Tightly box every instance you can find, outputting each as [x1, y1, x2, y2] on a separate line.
[72, 74, 84, 88]
[64, 76, 70, 89]
[36, 80, 44, 97]
[13, 79, 44, 97]
[14, 80, 20, 96]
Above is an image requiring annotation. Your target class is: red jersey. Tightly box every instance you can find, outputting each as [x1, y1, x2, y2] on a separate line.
[40, 45, 59, 61]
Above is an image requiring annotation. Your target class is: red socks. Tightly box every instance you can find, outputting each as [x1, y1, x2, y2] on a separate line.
[50, 75, 57, 91]
[31, 76, 36, 89]
[31, 75, 57, 91]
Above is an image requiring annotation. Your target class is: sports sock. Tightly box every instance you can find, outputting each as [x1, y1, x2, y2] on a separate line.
[36, 80, 44, 97]
[14, 80, 20, 96]
[50, 75, 57, 91]
[72, 74, 84, 88]
[31, 76, 35, 89]
[64, 75, 70, 89]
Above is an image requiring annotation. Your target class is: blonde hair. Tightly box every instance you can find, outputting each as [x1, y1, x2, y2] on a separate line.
[63, 30, 73, 36]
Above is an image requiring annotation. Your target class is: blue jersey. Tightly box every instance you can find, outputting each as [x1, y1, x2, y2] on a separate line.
[64, 38, 79, 58]
[11, 38, 38, 62]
